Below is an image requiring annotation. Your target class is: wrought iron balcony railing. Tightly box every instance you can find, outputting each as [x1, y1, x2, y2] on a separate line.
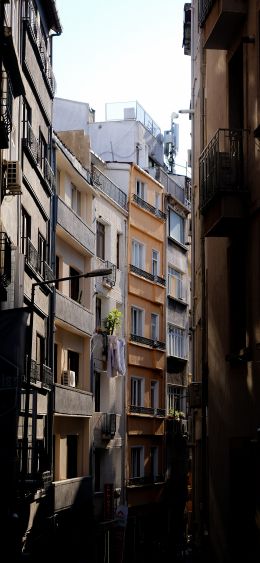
[130, 333, 166, 350]
[22, 0, 56, 95]
[0, 72, 13, 148]
[130, 263, 166, 286]
[199, 128, 247, 212]
[23, 121, 40, 164]
[198, 0, 215, 26]
[30, 359, 53, 389]
[129, 405, 166, 416]
[132, 193, 166, 219]
[44, 158, 56, 192]
[127, 475, 164, 487]
[0, 232, 11, 290]
[25, 237, 54, 281]
[93, 167, 127, 210]
[101, 413, 116, 437]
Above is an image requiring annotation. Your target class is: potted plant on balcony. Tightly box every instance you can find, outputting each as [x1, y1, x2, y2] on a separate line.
[104, 308, 122, 335]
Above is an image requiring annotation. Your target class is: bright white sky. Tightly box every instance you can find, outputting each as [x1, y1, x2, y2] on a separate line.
[53, 0, 191, 173]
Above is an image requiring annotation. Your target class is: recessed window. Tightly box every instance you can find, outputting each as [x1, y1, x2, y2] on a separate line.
[152, 250, 159, 276]
[71, 183, 81, 215]
[69, 266, 80, 302]
[151, 313, 159, 341]
[169, 209, 184, 244]
[131, 446, 144, 478]
[132, 239, 144, 269]
[68, 349, 79, 387]
[131, 306, 144, 336]
[96, 221, 105, 260]
[136, 180, 145, 199]
[131, 377, 144, 407]
[168, 325, 186, 358]
[38, 232, 46, 277]
[151, 380, 158, 409]
[168, 266, 184, 300]
[150, 446, 158, 479]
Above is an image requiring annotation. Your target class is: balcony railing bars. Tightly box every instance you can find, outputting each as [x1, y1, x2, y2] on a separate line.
[198, 0, 215, 26]
[130, 333, 166, 350]
[93, 167, 127, 210]
[0, 232, 11, 289]
[30, 359, 52, 389]
[129, 405, 166, 416]
[1, 72, 12, 138]
[132, 193, 166, 219]
[22, 0, 56, 95]
[130, 264, 166, 286]
[127, 474, 164, 486]
[199, 128, 247, 211]
[25, 237, 54, 281]
[23, 123, 55, 191]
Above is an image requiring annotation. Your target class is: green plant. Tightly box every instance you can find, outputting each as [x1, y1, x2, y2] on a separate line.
[168, 409, 185, 420]
[104, 308, 122, 335]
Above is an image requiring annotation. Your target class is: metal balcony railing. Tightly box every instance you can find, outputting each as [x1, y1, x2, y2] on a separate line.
[130, 264, 166, 286]
[101, 412, 117, 437]
[132, 193, 166, 219]
[105, 101, 161, 139]
[93, 167, 128, 210]
[198, 0, 215, 26]
[199, 128, 247, 211]
[30, 359, 53, 389]
[130, 333, 166, 350]
[0, 232, 11, 290]
[127, 474, 164, 487]
[44, 158, 56, 191]
[25, 238, 54, 281]
[129, 405, 166, 416]
[23, 122, 40, 164]
[0, 72, 13, 144]
[22, 0, 56, 95]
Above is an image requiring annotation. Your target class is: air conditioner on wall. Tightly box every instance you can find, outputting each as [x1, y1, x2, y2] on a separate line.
[62, 370, 76, 387]
[5, 161, 22, 195]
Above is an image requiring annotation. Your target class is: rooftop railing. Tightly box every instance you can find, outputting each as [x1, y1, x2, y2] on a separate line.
[105, 100, 161, 139]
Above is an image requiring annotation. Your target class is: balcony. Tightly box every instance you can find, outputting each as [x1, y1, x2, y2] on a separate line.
[132, 193, 166, 219]
[0, 72, 12, 149]
[0, 232, 11, 300]
[94, 257, 117, 289]
[55, 290, 93, 335]
[199, 129, 248, 236]
[148, 167, 191, 210]
[199, 0, 247, 50]
[25, 237, 54, 281]
[130, 264, 166, 286]
[93, 412, 122, 448]
[129, 405, 166, 417]
[127, 475, 164, 487]
[54, 384, 93, 416]
[53, 476, 92, 512]
[30, 359, 53, 390]
[93, 167, 127, 210]
[57, 196, 95, 255]
[130, 333, 166, 350]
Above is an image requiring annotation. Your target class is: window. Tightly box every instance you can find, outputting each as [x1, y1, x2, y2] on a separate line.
[67, 435, 78, 478]
[95, 371, 100, 412]
[136, 180, 145, 199]
[131, 307, 143, 336]
[116, 233, 120, 269]
[131, 446, 144, 478]
[151, 380, 158, 409]
[131, 377, 143, 407]
[152, 250, 159, 276]
[168, 266, 183, 300]
[95, 297, 102, 330]
[151, 313, 159, 341]
[21, 207, 31, 254]
[96, 221, 105, 260]
[155, 192, 160, 209]
[167, 385, 183, 414]
[23, 99, 31, 138]
[39, 131, 47, 171]
[132, 240, 144, 269]
[71, 183, 81, 215]
[36, 333, 45, 366]
[169, 209, 184, 244]
[38, 232, 46, 277]
[151, 446, 158, 479]
[168, 325, 186, 358]
[55, 256, 60, 289]
[68, 350, 79, 386]
[69, 266, 80, 302]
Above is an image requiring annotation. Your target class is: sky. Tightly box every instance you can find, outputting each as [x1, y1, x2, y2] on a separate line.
[53, 0, 191, 174]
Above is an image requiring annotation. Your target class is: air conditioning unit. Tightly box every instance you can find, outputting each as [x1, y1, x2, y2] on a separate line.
[62, 370, 76, 387]
[5, 161, 22, 195]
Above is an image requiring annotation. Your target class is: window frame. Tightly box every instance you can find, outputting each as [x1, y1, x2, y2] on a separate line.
[169, 209, 185, 244]
[131, 306, 144, 336]
[131, 376, 144, 407]
[151, 312, 159, 341]
[96, 220, 105, 260]
[132, 239, 145, 269]
[136, 179, 145, 200]
[131, 446, 144, 478]
[152, 249, 159, 277]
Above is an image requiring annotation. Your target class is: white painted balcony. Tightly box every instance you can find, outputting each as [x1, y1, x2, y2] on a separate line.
[57, 196, 95, 255]
[55, 290, 93, 335]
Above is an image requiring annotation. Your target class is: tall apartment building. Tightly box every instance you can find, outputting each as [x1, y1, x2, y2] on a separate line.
[53, 96, 192, 559]
[191, 2, 260, 562]
[0, 0, 61, 558]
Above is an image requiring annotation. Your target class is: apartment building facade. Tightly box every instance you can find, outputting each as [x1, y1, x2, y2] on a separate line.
[191, 2, 260, 562]
[0, 0, 61, 558]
